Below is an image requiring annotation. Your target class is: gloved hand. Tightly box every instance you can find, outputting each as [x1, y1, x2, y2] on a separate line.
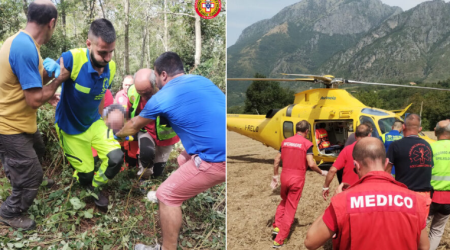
[270, 175, 280, 190]
[321, 170, 328, 176]
[43, 58, 61, 78]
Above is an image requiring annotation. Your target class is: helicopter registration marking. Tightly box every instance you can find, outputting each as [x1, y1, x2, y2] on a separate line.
[321, 96, 336, 100]
[245, 125, 259, 132]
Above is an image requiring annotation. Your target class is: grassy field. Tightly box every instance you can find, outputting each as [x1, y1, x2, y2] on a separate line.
[0, 106, 225, 250]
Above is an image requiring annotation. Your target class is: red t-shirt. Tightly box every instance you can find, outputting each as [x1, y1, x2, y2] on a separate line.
[104, 89, 114, 108]
[333, 142, 359, 186]
[127, 97, 179, 147]
[115, 89, 128, 107]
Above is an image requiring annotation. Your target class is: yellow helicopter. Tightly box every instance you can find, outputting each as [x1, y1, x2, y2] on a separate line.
[227, 74, 450, 165]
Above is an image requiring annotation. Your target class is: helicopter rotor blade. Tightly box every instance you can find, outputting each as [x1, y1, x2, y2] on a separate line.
[281, 73, 333, 83]
[346, 80, 450, 92]
[227, 78, 316, 82]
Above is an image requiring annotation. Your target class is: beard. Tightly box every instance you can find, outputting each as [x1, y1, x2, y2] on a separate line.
[90, 52, 108, 68]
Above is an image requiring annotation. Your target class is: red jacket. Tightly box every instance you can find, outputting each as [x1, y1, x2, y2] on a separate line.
[280, 134, 313, 176]
[328, 171, 430, 250]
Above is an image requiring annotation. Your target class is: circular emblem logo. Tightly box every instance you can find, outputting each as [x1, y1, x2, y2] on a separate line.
[131, 96, 135, 102]
[195, 0, 221, 19]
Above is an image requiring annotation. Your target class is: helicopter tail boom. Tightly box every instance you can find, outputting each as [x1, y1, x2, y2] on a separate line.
[227, 114, 280, 148]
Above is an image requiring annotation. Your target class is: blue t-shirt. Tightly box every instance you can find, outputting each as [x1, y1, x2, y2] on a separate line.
[383, 130, 403, 153]
[139, 75, 225, 162]
[55, 49, 113, 135]
[383, 130, 403, 175]
[9, 32, 42, 90]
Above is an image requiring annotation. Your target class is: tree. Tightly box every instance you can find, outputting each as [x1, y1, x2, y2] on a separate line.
[244, 73, 295, 115]
[123, 0, 130, 74]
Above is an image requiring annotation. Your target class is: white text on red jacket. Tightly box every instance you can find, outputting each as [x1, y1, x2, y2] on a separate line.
[283, 142, 302, 148]
[346, 191, 417, 214]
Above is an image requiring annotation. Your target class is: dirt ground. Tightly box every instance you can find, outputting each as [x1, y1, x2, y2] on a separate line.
[227, 131, 450, 250]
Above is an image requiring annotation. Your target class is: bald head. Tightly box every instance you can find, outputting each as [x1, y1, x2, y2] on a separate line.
[435, 119, 450, 140]
[122, 75, 133, 93]
[134, 69, 158, 101]
[353, 137, 387, 177]
[402, 114, 422, 136]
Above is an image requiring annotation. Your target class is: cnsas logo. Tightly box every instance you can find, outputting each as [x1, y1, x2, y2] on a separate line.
[320, 96, 336, 100]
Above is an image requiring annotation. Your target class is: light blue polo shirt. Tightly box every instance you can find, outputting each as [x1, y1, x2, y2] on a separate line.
[9, 32, 42, 90]
[139, 75, 225, 162]
[55, 49, 113, 135]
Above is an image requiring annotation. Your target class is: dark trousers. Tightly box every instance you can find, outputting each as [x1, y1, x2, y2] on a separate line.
[0, 131, 44, 218]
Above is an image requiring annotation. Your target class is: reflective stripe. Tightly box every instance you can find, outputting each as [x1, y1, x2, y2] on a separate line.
[381, 133, 386, 143]
[109, 60, 116, 83]
[431, 176, 450, 181]
[75, 83, 90, 94]
[93, 179, 105, 187]
[159, 130, 174, 135]
[69, 48, 88, 81]
[128, 85, 140, 119]
[97, 168, 108, 182]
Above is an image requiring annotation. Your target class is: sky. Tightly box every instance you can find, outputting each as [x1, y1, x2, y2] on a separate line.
[227, 0, 448, 47]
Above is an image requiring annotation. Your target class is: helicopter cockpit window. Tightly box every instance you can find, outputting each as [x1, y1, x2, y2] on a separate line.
[378, 117, 396, 134]
[359, 116, 380, 138]
[361, 108, 389, 116]
[283, 122, 294, 139]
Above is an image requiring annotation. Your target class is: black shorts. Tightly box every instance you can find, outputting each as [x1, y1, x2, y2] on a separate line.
[429, 202, 450, 216]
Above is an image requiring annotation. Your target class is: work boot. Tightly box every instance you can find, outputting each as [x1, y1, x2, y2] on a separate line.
[134, 243, 161, 250]
[86, 185, 109, 209]
[0, 215, 36, 231]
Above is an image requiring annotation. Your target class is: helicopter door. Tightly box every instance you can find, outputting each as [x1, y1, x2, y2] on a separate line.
[359, 116, 380, 138]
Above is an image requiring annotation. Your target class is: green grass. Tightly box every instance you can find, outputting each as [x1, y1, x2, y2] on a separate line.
[0, 105, 225, 250]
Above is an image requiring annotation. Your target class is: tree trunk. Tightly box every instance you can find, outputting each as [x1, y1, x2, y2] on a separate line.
[194, 14, 201, 67]
[164, 0, 168, 51]
[124, 0, 130, 74]
[114, 51, 123, 81]
[22, 0, 28, 15]
[140, 24, 147, 69]
[61, 0, 67, 51]
[99, 0, 106, 18]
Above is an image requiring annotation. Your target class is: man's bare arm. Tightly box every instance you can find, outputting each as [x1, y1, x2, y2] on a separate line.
[322, 166, 338, 200]
[23, 58, 69, 109]
[304, 212, 334, 250]
[274, 152, 281, 176]
[115, 116, 153, 138]
[324, 166, 337, 188]
[98, 96, 105, 115]
[418, 228, 430, 250]
[307, 154, 322, 174]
